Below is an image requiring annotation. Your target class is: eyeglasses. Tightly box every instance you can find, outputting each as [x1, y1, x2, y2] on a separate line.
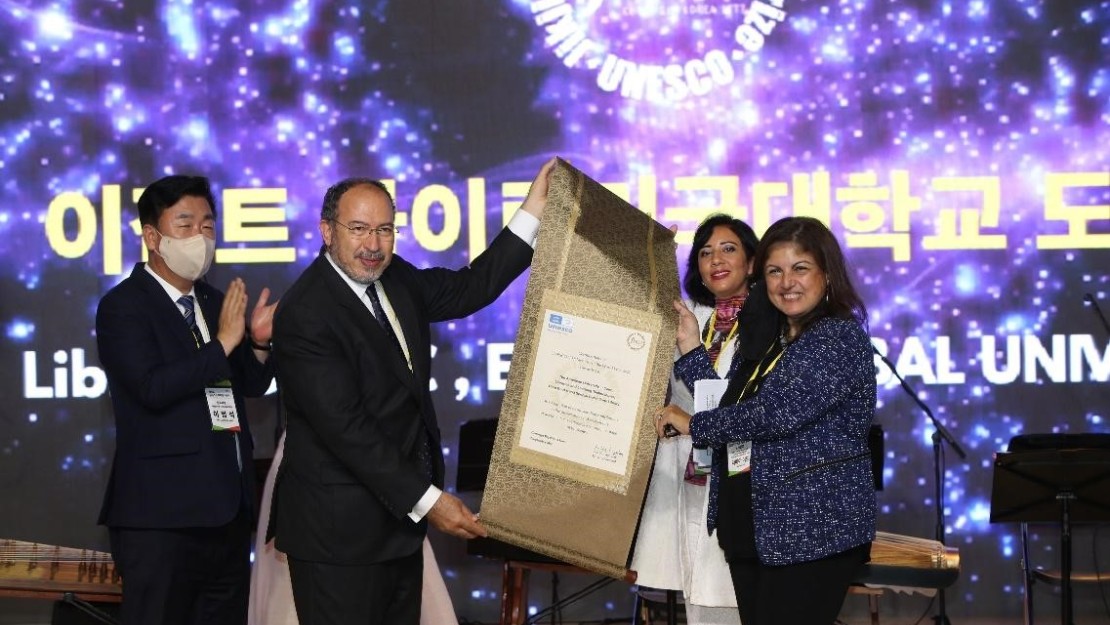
[329, 219, 398, 239]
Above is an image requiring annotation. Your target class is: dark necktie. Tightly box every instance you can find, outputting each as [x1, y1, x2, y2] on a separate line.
[365, 284, 405, 356]
[178, 295, 204, 348]
[365, 285, 431, 479]
[179, 294, 241, 471]
[366, 286, 430, 479]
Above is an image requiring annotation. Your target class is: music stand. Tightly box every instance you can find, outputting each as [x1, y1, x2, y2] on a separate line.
[989, 447, 1110, 625]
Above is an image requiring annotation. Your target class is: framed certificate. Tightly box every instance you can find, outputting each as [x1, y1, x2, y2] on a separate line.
[480, 159, 679, 579]
[512, 291, 660, 494]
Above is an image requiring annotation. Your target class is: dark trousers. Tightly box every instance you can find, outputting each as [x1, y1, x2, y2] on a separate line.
[726, 543, 870, 625]
[289, 549, 423, 625]
[109, 510, 250, 625]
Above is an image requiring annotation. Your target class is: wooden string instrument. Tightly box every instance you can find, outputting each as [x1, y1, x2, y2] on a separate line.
[871, 531, 960, 570]
[861, 531, 961, 590]
[0, 539, 122, 602]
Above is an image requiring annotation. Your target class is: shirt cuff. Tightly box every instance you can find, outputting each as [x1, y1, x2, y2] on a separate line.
[507, 209, 541, 249]
[408, 485, 443, 523]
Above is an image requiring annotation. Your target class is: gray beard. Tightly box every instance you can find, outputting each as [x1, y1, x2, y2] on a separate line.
[328, 244, 381, 285]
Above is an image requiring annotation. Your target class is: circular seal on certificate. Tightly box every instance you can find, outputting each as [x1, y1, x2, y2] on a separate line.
[627, 332, 647, 350]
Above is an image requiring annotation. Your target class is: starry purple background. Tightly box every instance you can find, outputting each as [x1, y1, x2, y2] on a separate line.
[1, 0, 1107, 620]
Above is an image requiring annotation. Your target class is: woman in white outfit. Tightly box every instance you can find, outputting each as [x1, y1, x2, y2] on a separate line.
[630, 214, 760, 625]
[248, 431, 458, 625]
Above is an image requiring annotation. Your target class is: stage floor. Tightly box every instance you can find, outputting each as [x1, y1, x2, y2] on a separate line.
[3, 595, 1108, 624]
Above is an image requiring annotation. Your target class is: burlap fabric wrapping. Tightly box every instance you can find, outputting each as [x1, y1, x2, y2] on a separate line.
[480, 158, 679, 579]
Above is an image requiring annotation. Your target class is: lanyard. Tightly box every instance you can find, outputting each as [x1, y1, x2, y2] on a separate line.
[701, 309, 740, 367]
[737, 341, 785, 403]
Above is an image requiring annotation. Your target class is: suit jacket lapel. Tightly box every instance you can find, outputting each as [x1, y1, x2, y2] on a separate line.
[379, 270, 440, 442]
[134, 264, 202, 352]
[379, 273, 425, 383]
[194, 283, 222, 344]
[314, 255, 419, 393]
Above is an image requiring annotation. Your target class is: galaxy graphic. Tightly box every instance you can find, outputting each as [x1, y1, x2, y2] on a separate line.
[1, 0, 1108, 620]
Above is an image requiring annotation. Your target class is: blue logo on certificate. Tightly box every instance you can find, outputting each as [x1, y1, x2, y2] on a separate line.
[546, 312, 574, 333]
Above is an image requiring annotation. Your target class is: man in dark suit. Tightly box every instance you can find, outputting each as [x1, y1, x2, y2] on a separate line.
[96, 175, 276, 625]
[272, 159, 554, 625]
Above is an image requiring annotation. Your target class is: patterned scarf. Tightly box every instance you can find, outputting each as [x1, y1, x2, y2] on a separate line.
[705, 294, 747, 365]
[686, 293, 748, 486]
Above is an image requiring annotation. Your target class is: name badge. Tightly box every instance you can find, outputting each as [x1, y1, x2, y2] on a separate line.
[205, 385, 241, 432]
[726, 440, 752, 476]
[692, 447, 713, 475]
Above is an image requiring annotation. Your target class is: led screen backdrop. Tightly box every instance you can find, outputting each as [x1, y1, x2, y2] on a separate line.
[1, 0, 1107, 620]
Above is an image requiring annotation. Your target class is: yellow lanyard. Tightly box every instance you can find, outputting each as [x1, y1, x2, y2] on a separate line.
[737, 342, 785, 402]
[702, 310, 740, 367]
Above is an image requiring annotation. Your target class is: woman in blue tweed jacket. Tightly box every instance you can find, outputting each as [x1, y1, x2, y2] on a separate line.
[655, 216, 877, 625]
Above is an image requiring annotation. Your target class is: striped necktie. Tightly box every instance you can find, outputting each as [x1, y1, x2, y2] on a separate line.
[178, 295, 204, 348]
[179, 294, 241, 470]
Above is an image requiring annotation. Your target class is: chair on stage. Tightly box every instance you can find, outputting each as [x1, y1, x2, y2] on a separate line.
[629, 583, 679, 625]
[990, 433, 1110, 625]
[1019, 522, 1110, 623]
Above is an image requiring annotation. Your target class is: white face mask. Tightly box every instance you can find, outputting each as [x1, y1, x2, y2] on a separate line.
[155, 232, 215, 282]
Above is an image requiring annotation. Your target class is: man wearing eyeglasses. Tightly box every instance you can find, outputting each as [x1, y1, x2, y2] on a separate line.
[270, 159, 555, 625]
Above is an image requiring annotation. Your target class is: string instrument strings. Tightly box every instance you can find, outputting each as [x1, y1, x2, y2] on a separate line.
[871, 531, 961, 570]
[0, 539, 120, 586]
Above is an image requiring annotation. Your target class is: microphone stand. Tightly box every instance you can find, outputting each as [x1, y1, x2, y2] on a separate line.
[1083, 293, 1110, 338]
[60, 592, 119, 625]
[873, 345, 967, 625]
